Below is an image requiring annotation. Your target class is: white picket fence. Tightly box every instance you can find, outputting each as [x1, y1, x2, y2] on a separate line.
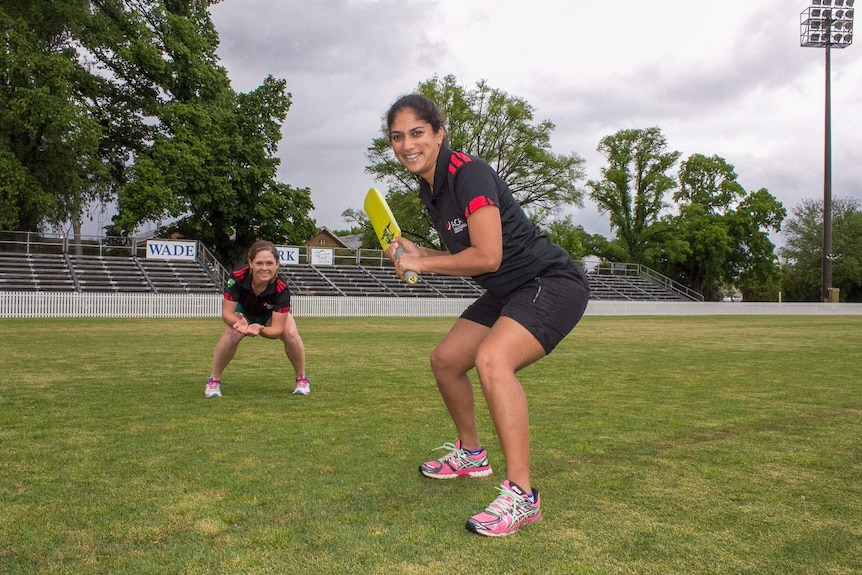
[0, 292, 475, 319]
[3, 291, 862, 318]
[0, 292, 221, 318]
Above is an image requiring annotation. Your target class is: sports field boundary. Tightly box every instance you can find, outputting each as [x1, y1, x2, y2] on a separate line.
[1, 291, 861, 318]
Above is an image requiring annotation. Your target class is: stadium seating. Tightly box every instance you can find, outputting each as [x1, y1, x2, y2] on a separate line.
[0, 248, 695, 301]
[0, 252, 219, 294]
[276, 265, 343, 296]
[67, 254, 151, 292]
[587, 273, 689, 301]
[137, 258, 221, 293]
[0, 253, 75, 291]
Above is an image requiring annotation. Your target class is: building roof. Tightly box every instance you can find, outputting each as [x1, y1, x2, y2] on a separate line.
[303, 227, 361, 250]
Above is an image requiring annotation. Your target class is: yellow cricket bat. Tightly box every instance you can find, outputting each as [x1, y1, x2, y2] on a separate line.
[364, 188, 419, 284]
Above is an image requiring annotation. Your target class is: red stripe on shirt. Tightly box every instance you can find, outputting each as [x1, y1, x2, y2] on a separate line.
[233, 266, 250, 281]
[465, 196, 496, 218]
[274, 278, 291, 313]
[449, 151, 472, 174]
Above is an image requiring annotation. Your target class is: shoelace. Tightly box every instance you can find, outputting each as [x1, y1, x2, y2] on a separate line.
[486, 483, 529, 516]
[432, 442, 469, 463]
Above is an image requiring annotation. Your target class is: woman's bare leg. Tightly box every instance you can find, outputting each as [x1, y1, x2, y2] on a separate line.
[429, 318, 490, 451]
[211, 325, 244, 379]
[473, 316, 546, 492]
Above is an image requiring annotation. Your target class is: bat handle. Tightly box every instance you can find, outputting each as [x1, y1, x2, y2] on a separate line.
[394, 244, 419, 284]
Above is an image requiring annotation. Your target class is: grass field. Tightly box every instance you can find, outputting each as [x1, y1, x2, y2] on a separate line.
[1, 315, 860, 575]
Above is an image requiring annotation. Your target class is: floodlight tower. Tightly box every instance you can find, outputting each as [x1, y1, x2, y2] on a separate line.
[800, 0, 855, 302]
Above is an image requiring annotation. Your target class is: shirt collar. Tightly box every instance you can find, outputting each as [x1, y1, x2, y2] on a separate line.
[239, 267, 276, 295]
[420, 145, 452, 199]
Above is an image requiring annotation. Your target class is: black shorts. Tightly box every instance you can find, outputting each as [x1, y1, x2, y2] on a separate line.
[461, 262, 590, 354]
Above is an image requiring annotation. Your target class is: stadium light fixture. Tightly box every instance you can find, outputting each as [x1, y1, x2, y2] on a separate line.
[800, 2, 855, 301]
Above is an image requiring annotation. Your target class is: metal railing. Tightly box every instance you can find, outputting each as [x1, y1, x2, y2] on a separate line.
[586, 261, 703, 302]
[195, 243, 230, 289]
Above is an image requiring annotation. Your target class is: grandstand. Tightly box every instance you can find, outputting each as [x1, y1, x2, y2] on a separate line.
[0, 232, 701, 301]
[585, 262, 700, 301]
[0, 251, 221, 294]
[0, 252, 74, 292]
[278, 264, 485, 298]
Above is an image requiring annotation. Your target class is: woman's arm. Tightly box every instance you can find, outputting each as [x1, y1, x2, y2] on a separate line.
[393, 206, 502, 279]
[222, 298, 246, 329]
[254, 311, 287, 339]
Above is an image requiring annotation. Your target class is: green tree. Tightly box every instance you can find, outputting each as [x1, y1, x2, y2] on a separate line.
[780, 197, 862, 302]
[650, 154, 784, 301]
[0, 2, 110, 233]
[651, 203, 730, 299]
[728, 188, 785, 301]
[587, 127, 680, 263]
[2, 1, 316, 264]
[365, 74, 586, 248]
[544, 215, 588, 260]
[79, 1, 315, 264]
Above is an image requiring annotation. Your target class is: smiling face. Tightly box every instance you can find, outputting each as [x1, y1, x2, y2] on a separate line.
[248, 244, 279, 288]
[388, 108, 445, 185]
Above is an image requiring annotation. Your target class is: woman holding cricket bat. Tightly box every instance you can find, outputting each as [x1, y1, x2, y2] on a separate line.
[205, 240, 311, 398]
[384, 94, 590, 537]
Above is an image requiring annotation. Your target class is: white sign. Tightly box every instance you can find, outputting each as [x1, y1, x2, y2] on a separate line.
[309, 248, 333, 266]
[145, 240, 197, 260]
[277, 246, 300, 266]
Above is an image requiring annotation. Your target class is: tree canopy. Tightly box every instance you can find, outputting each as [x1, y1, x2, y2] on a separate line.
[780, 197, 862, 302]
[653, 154, 785, 301]
[587, 127, 680, 263]
[0, 1, 110, 233]
[1, 0, 316, 265]
[587, 132, 786, 301]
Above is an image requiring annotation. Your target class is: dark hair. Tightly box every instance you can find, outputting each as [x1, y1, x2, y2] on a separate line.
[386, 93, 447, 142]
[246, 240, 279, 265]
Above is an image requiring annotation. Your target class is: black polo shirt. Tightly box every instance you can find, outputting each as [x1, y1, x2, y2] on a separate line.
[418, 146, 573, 297]
[223, 265, 292, 317]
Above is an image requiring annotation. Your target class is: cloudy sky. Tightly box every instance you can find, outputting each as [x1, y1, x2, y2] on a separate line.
[203, 0, 861, 242]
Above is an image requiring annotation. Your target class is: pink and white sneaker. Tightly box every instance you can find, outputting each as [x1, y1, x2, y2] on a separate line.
[293, 376, 311, 396]
[466, 480, 542, 537]
[205, 377, 222, 398]
[419, 440, 493, 479]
